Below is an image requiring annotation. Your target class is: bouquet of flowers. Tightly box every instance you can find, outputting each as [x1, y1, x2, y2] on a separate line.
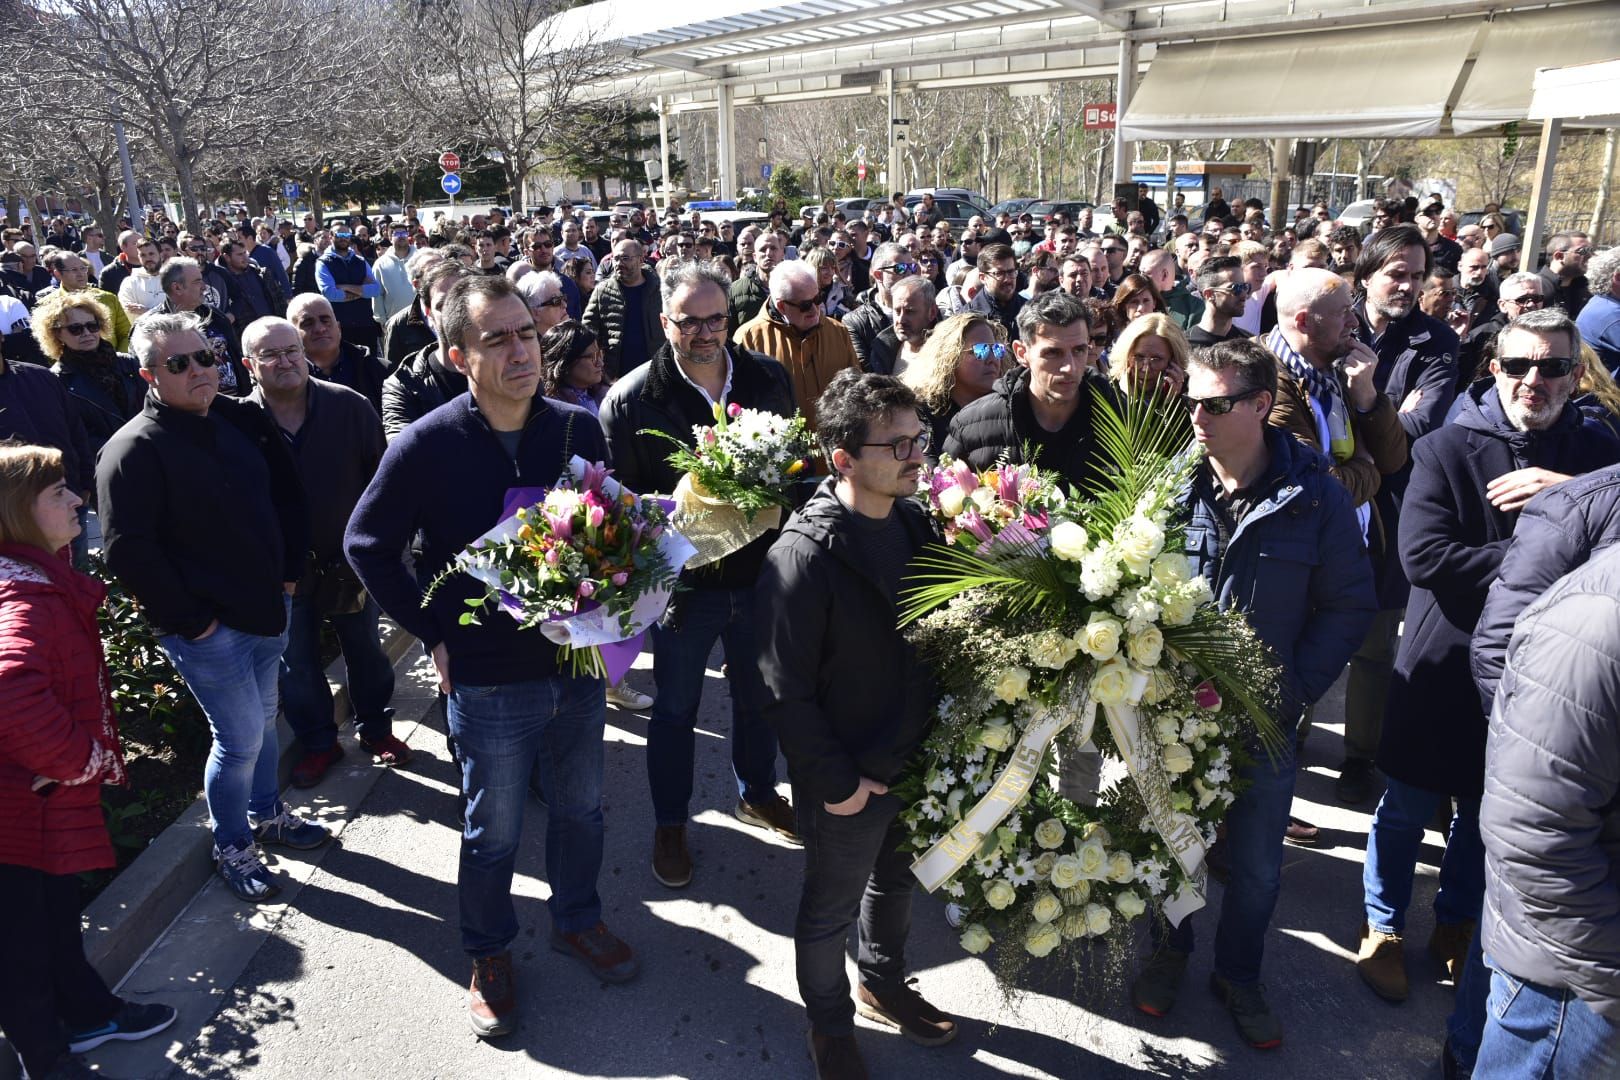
[424, 457, 694, 681]
[646, 402, 817, 568]
[892, 393, 1282, 988]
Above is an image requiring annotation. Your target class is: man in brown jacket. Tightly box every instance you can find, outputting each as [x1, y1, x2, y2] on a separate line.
[1263, 266, 1408, 804]
[735, 260, 860, 431]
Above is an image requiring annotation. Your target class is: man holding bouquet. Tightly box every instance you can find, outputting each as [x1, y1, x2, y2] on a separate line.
[347, 275, 638, 1040]
[599, 259, 800, 889]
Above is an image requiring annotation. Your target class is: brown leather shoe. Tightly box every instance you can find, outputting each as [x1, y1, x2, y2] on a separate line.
[1429, 919, 1475, 982]
[652, 824, 692, 888]
[735, 794, 801, 844]
[550, 921, 640, 984]
[856, 982, 958, 1046]
[1283, 815, 1319, 845]
[1356, 921, 1409, 1003]
[468, 951, 516, 1038]
[807, 1030, 869, 1080]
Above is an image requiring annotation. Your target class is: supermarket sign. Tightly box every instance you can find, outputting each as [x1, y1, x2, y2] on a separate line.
[1083, 103, 1117, 130]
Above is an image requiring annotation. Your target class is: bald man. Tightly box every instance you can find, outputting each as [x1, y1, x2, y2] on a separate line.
[1141, 248, 1204, 331]
[288, 293, 388, 415]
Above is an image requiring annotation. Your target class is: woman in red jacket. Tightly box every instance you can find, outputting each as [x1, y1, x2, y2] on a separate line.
[0, 443, 176, 1080]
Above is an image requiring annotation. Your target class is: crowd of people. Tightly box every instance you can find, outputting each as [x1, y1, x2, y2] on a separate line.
[2, 184, 1619, 1080]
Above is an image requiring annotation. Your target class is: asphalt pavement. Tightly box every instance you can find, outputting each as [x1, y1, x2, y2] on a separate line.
[60, 650, 1458, 1080]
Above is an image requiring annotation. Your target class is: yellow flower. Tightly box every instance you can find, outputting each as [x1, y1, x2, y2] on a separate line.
[977, 719, 1015, 752]
[1162, 743, 1195, 774]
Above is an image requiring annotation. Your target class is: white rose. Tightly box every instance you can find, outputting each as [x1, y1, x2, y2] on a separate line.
[1150, 552, 1192, 587]
[1127, 627, 1165, 668]
[1049, 854, 1084, 890]
[1030, 891, 1064, 925]
[1105, 851, 1135, 883]
[1141, 666, 1177, 705]
[1153, 716, 1180, 746]
[1029, 631, 1078, 671]
[1074, 836, 1108, 880]
[1084, 902, 1114, 937]
[1032, 851, 1058, 880]
[1077, 613, 1123, 661]
[1116, 517, 1166, 576]
[992, 666, 1031, 705]
[937, 485, 966, 518]
[1162, 743, 1195, 774]
[970, 486, 998, 514]
[1033, 818, 1067, 850]
[1025, 920, 1063, 958]
[1090, 660, 1131, 707]
[1161, 592, 1197, 627]
[978, 719, 1015, 752]
[1050, 520, 1089, 562]
[983, 879, 1017, 910]
[959, 923, 993, 954]
[1115, 889, 1147, 920]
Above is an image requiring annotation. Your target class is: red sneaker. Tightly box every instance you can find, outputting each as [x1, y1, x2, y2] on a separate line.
[291, 744, 344, 788]
[360, 734, 413, 767]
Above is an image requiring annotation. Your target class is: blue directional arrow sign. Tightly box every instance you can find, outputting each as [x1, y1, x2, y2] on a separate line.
[440, 172, 463, 195]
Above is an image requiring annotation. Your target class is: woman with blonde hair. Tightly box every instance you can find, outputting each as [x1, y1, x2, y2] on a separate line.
[1575, 343, 1620, 441]
[1109, 312, 1190, 401]
[0, 443, 176, 1079]
[901, 312, 1008, 459]
[30, 291, 144, 465]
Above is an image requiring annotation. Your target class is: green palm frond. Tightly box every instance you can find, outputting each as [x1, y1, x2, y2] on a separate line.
[1069, 387, 1197, 539]
[1163, 608, 1288, 760]
[898, 537, 1072, 626]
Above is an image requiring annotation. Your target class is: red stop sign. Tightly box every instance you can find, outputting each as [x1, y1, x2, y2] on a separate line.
[439, 151, 461, 172]
[857, 163, 868, 180]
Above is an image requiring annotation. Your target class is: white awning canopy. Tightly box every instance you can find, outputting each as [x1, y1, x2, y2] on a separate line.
[1450, 5, 1620, 134]
[1117, 21, 1480, 142]
[1528, 58, 1620, 128]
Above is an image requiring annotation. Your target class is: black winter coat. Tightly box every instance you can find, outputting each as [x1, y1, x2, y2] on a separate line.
[839, 288, 888, 369]
[1379, 384, 1620, 797]
[96, 392, 308, 640]
[581, 275, 662, 378]
[941, 365, 1119, 494]
[1471, 461, 1620, 709]
[51, 349, 145, 462]
[756, 479, 940, 806]
[598, 341, 794, 590]
[380, 343, 466, 441]
[381, 297, 432, 375]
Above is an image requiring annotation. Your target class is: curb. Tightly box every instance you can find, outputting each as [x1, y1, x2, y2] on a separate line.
[80, 622, 422, 986]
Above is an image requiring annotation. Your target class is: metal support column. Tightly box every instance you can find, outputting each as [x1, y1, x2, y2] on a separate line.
[1111, 39, 1138, 186]
[1524, 118, 1562, 262]
[658, 95, 672, 213]
[886, 70, 899, 195]
[716, 83, 736, 201]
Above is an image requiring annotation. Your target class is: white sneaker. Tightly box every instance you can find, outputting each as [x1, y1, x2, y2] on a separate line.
[606, 683, 654, 711]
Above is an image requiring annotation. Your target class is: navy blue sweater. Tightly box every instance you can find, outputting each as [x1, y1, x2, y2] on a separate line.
[344, 392, 607, 686]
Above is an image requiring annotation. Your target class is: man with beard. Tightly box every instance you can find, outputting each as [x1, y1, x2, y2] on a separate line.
[1538, 232, 1592, 319]
[1457, 246, 1496, 332]
[581, 239, 660, 378]
[973, 242, 1026, 340]
[115, 237, 165, 320]
[1186, 257, 1252, 346]
[289, 294, 387, 416]
[315, 223, 383, 354]
[599, 260, 799, 890]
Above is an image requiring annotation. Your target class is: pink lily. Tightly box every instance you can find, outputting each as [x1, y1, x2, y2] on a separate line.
[958, 508, 994, 544]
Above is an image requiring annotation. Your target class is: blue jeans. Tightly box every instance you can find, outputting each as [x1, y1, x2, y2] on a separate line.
[447, 673, 606, 957]
[1475, 965, 1620, 1078]
[647, 587, 779, 826]
[1448, 922, 1492, 1073]
[1363, 776, 1484, 934]
[279, 593, 396, 751]
[159, 602, 289, 851]
[1164, 741, 1297, 985]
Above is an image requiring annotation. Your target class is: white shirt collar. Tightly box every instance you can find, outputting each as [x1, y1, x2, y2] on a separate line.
[674, 349, 734, 409]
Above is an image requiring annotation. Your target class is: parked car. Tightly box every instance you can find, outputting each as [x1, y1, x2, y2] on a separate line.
[1024, 199, 1095, 224]
[903, 192, 992, 229]
[906, 186, 989, 205]
[1460, 209, 1525, 235]
[988, 197, 1038, 219]
[1338, 199, 1378, 231]
[835, 197, 875, 215]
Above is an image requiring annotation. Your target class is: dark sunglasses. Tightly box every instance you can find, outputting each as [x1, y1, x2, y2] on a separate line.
[970, 342, 1009, 362]
[162, 349, 219, 375]
[533, 295, 566, 309]
[1498, 356, 1575, 379]
[1216, 281, 1253, 298]
[1503, 294, 1544, 307]
[1184, 387, 1264, 415]
[878, 262, 920, 276]
[60, 319, 101, 336]
[779, 298, 819, 314]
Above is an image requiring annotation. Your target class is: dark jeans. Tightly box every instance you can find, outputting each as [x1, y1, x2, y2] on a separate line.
[1447, 922, 1491, 1072]
[447, 673, 605, 957]
[279, 593, 397, 751]
[0, 864, 120, 1079]
[1344, 607, 1402, 762]
[794, 791, 912, 1036]
[647, 587, 779, 826]
[1164, 739, 1297, 985]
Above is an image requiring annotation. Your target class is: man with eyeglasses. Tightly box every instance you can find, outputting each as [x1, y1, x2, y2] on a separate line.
[840, 242, 917, 370]
[755, 369, 957, 1076]
[943, 289, 1113, 494]
[1187, 256, 1252, 346]
[1460, 272, 1545, 398]
[1539, 232, 1592, 320]
[973, 242, 1026, 340]
[241, 315, 403, 790]
[1132, 337, 1374, 1049]
[1354, 307, 1620, 1017]
[736, 259, 859, 428]
[150, 256, 249, 396]
[1098, 237, 1129, 290]
[1575, 246, 1620, 379]
[99, 311, 329, 905]
[316, 223, 383, 355]
[372, 223, 417, 326]
[599, 259, 799, 891]
[581, 238, 660, 378]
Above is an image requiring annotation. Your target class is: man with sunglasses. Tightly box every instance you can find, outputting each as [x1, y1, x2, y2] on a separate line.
[758, 370, 957, 1077]
[372, 223, 417, 326]
[1460, 273, 1545, 391]
[99, 311, 328, 904]
[600, 259, 799, 891]
[1132, 338, 1374, 1049]
[735, 259, 859, 429]
[1355, 307, 1620, 1014]
[581, 238, 659, 378]
[151, 256, 250, 396]
[315, 223, 383, 355]
[1539, 232, 1592, 320]
[1187, 256, 1251, 346]
[839, 241, 914, 369]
